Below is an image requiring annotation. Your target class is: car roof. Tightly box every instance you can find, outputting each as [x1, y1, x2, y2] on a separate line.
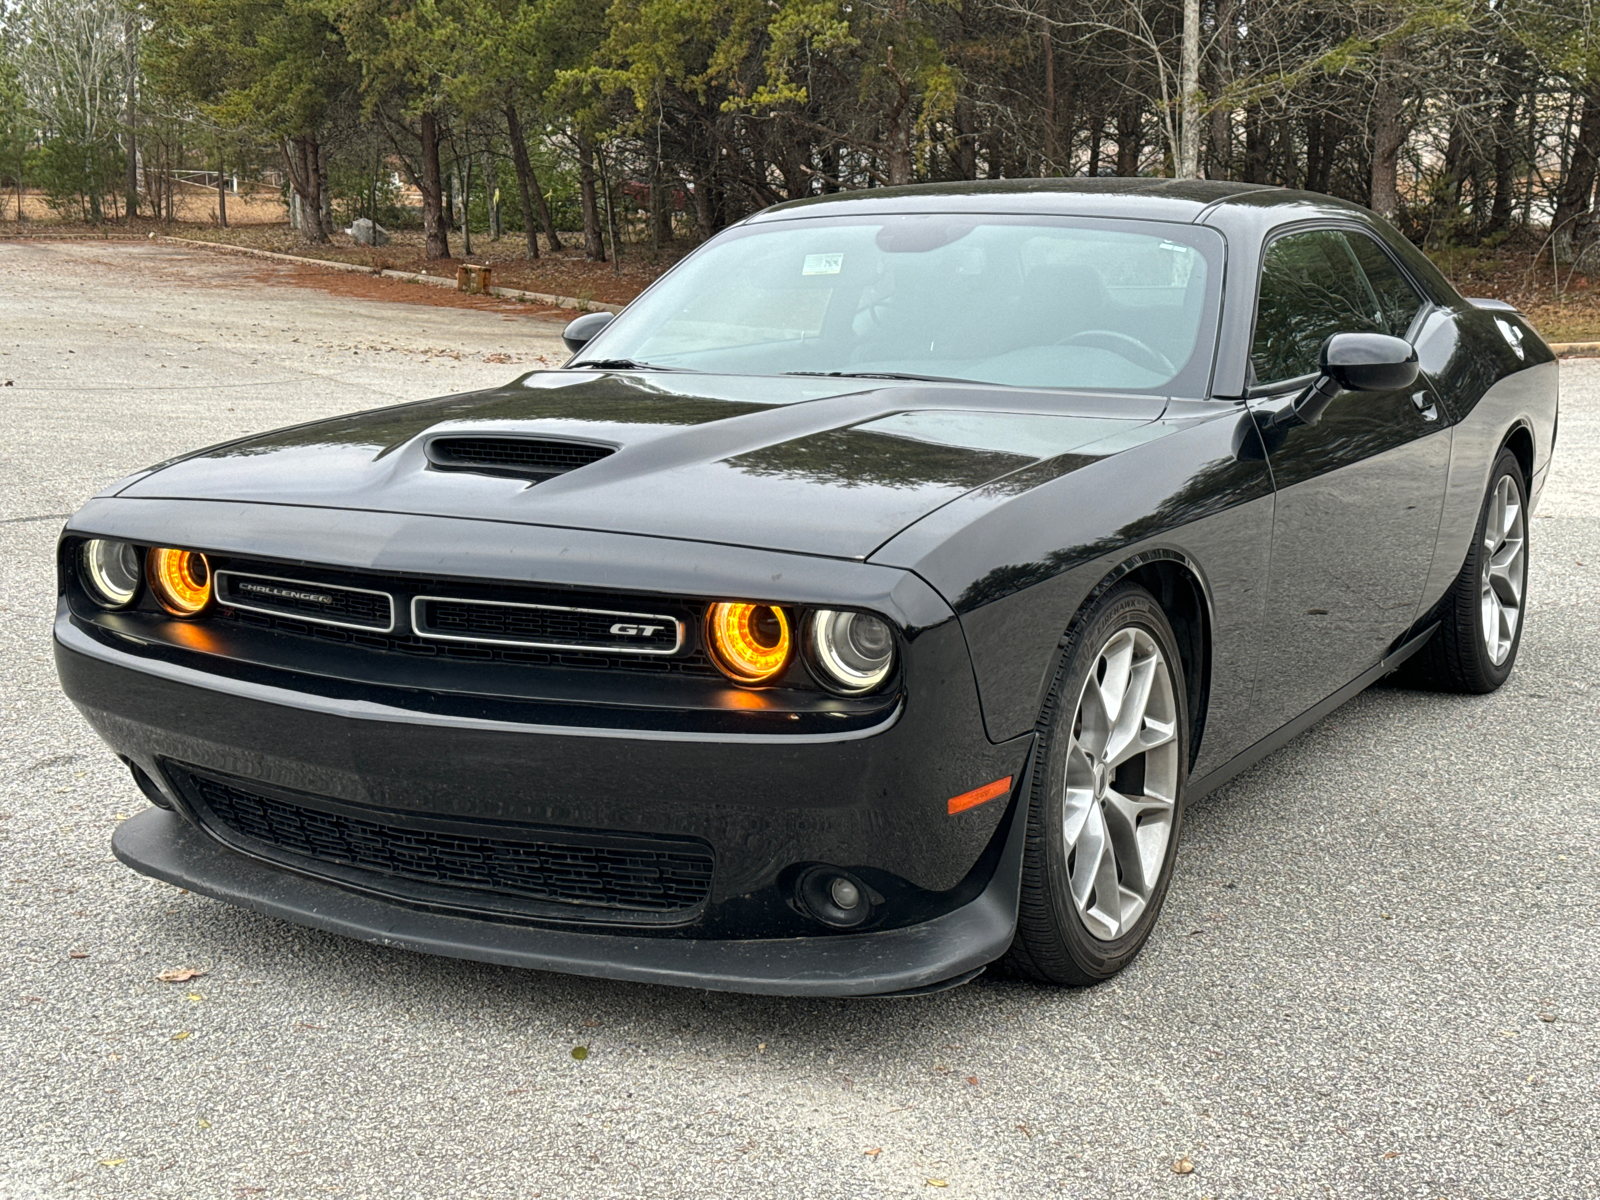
[746, 178, 1374, 226]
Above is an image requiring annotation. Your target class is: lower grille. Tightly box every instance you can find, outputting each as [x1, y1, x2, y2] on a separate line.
[170, 765, 714, 917]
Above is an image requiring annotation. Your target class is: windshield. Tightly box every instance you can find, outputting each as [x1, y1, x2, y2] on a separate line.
[573, 213, 1223, 394]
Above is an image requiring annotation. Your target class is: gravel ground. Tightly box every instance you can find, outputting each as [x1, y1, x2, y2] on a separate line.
[1, 241, 1596, 1200]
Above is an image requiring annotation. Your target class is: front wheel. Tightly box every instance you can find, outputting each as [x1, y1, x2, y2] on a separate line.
[1401, 447, 1529, 693]
[1006, 582, 1189, 986]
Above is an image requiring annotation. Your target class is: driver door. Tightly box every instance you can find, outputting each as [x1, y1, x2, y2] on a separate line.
[1245, 227, 1451, 728]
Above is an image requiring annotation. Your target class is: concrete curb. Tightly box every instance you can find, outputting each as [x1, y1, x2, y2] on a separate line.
[1550, 341, 1600, 357]
[155, 236, 626, 314]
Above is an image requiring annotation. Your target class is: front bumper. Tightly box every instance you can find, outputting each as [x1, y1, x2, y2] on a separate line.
[113, 799, 1025, 996]
[59, 596, 1030, 995]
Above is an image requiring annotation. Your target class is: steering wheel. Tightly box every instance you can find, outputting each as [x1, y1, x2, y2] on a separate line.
[1056, 329, 1176, 376]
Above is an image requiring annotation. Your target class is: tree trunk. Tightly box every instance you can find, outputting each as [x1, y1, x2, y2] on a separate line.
[1177, 0, 1201, 178]
[1484, 71, 1524, 236]
[597, 143, 621, 273]
[216, 148, 228, 228]
[1553, 87, 1600, 246]
[123, 13, 138, 221]
[954, 99, 978, 179]
[1243, 106, 1269, 184]
[281, 135, 330, 244]
[1042, 23, 1057, 169]
[505, 105, 541, 259]
[1370, 41, 1406, 221]
[460, 151, 474, 257]
[418, 110, 450, 260]
[576, 132, 606, 260]
[1088, 118, 1102, 177]
[1115, 98, 1142, 175]
[1207, 0, 1236, 179]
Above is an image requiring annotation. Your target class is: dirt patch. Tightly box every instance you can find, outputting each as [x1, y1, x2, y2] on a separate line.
[174, 225, 685, 307]
[238, 258, 578, 324]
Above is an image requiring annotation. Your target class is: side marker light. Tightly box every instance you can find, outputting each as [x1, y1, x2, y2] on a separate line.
[947, 775, 1013, 815]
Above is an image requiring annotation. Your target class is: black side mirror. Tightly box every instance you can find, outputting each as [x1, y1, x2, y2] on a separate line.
[1281, 332, 1419, 428]
[562, 311, 615, 353]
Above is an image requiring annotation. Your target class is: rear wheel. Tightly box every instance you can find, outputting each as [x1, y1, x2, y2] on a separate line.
[1006, 582, 1188, 986]
[1401, 447, 1528, 693]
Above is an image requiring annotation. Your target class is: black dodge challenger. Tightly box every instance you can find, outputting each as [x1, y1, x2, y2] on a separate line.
[56, 180, 1557, 996]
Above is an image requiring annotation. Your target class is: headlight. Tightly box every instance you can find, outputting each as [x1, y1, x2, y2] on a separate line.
[808, 609, 895, 694]
[706, 601, 792, 684]
[146, 548, 212, 616]
[80, 539, 142, 608]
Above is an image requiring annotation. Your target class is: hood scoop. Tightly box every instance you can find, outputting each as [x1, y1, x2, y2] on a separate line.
[425, 435, 615, 482]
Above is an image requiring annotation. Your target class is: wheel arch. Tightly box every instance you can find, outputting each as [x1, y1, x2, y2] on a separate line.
[1067, 550, 1214, 775]
[1502, 420, 1535, 486]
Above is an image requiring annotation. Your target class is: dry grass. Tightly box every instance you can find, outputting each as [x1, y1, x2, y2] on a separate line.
[0, 186, 286, 227]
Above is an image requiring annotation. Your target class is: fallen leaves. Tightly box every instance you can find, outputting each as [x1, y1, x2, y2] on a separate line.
[97, 1158, 125, 1167]
[1538, 1013, 1557, 1023]
[1382, 1151, 1400, 1160]
[965, 1076, 979, 1087]
[156, 968, 207, 983]
[570, 1045, 588, 1061]
[68, 951, 88, 960]
[863, 1148, 882, 1159]
[926, 1180, 948, 1188]
[171, 1031, 191, 1041]
[1173, 1157, 1195, 1175]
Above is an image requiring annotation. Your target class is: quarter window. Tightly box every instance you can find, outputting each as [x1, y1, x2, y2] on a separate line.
[1250, 228, 1423, 386]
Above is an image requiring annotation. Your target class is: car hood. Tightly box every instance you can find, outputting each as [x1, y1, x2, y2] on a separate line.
[119, 371, 1168, 560]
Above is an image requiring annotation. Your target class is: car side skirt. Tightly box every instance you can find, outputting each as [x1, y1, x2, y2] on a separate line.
[1186, 621, 1439, 803]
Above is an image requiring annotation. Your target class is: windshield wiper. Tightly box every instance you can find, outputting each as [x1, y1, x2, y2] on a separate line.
[783, 370, 983, 385]
[570, 358, 682, 372]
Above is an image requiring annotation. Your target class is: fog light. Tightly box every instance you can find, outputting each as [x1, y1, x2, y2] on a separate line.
[80, 538, 142, 608]
[798, 866, 872, 928]
[706, 601, 791, 684]
[147, 548, 212, 617]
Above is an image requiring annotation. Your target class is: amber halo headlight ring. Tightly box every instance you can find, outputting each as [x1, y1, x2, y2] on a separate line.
[806, 608, 897, 695]
[79, 538, 144, 609]
[146, 547, 214, 617]
[705, 601, 793, 685]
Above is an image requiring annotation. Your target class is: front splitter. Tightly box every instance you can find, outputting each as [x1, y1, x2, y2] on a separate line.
[112, 803, 1026, 998]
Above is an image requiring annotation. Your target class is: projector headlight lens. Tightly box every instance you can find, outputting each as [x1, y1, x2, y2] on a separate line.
[146, 547, 212, 617]
[706, 601, 792, 684]
[80, 539, 142, 608]
[808, 609, 895, 694]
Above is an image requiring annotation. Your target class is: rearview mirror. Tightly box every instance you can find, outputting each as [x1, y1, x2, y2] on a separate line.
[562, 311, 615, 353]
[1282, 332, 1420, 428]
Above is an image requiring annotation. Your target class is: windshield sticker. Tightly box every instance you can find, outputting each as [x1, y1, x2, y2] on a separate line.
[802, 253, 844, 276]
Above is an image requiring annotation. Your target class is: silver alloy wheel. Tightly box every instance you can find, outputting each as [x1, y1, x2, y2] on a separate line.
[1480, 474, 1526, 667]
[1062, 625, 1180, 942]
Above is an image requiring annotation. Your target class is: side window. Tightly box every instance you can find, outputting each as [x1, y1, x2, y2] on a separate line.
[1345, 233, 1425, 338]
[1250, 229, 1386, 385]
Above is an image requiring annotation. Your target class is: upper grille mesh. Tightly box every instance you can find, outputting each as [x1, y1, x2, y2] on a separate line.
[427, 437, 614, 479]
[174, 766, 714, 914]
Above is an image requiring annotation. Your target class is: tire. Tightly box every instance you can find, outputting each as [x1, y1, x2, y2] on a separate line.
[1400, 448, 1529, 694]
[1006, 581, 1189, 986]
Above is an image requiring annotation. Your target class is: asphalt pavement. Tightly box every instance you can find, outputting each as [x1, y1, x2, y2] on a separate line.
[1, 240, 1596, 1199]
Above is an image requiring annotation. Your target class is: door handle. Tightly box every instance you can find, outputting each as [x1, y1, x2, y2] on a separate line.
[1411, 390, 1439, 422]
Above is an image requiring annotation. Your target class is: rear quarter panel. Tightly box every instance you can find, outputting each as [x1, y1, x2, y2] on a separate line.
[1418, 305, 1558, 611]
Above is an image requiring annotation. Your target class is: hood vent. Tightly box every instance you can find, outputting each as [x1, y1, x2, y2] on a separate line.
[426, 436, 615, 482]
